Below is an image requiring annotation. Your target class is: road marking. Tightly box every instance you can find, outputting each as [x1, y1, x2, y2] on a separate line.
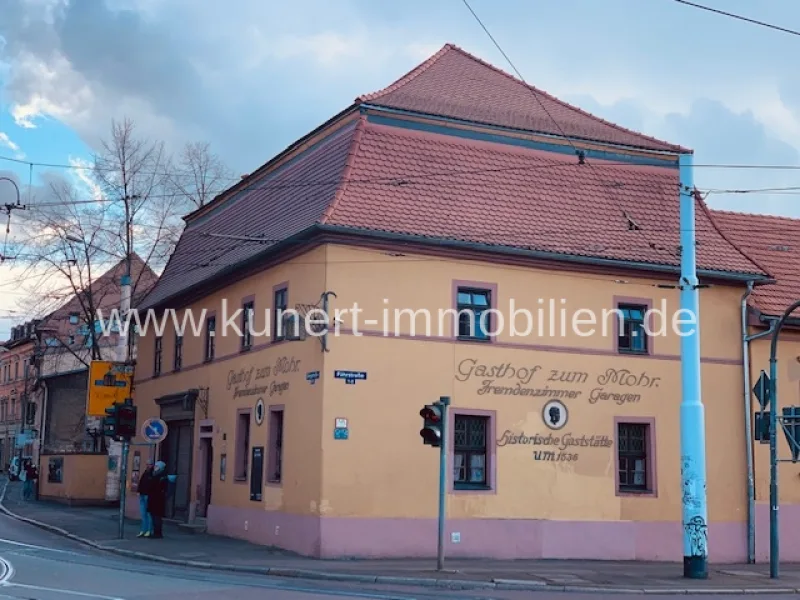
[0, 537, 80, 554]
[5, 582, 125, 599]
[0, 557, 14, 586]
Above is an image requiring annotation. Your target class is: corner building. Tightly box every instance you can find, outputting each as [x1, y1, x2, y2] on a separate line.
[131, 44, 775, 561]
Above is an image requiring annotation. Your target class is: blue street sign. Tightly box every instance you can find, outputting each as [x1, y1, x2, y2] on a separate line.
[334, 370, 367, 385]
[141, 418, 168, 443]
[306, 371, 320, 385]
[334, 427, 349, 440]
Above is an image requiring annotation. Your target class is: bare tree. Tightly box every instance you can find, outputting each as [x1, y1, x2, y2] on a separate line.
[12, 117, 232, 368]
[168, 141, 234, 210]
[10, 118, 182, 368]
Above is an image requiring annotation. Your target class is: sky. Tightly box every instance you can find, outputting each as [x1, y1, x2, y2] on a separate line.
[1, 0, 800, 339]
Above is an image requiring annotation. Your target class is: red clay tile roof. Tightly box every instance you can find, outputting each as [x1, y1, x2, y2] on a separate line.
[710, 210, 800, 316]
[358, 44, 687, 153]
[140, 121, 360, 309]
[140, 113, 766, 309]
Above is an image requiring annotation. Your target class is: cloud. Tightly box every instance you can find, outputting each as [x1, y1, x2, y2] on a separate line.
[67, 157, 103, 201]
[3, 0, 800, 221]
[0, 132, 24, 159]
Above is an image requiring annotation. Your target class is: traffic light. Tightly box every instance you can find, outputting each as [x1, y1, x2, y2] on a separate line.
[420, 403, 444, 447]
[117, 401, 137, 441]
[103, 403, 118, 438]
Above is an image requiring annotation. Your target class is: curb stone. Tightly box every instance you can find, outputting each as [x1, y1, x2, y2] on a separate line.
[1, 482, 799, 595]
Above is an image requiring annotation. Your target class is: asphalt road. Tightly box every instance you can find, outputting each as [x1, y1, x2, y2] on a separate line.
[0, 513, 791, 600]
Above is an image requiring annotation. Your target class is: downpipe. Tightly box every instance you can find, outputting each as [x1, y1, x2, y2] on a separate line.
[741, 282, 756, 563]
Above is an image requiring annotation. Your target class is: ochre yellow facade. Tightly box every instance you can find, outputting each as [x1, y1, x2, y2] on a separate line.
[124, 242, 787, 562]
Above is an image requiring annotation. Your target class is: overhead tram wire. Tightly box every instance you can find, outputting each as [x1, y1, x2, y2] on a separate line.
[668, 0, 800, 37]
[460, 0, 679, 260]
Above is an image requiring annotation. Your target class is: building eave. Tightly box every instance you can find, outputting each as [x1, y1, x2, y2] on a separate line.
[316, 225, 770, 285]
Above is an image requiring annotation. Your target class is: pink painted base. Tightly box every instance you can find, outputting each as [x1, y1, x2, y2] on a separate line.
[206, 504, 765, 562]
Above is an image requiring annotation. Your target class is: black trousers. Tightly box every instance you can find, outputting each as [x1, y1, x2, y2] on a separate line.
[152, 514, 163, 537]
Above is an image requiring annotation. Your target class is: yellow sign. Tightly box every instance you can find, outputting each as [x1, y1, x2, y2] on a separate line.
[86, 361, 133, 416]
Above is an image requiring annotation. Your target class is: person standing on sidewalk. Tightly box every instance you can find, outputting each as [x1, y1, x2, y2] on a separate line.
[21, 461, 35, 500]
[137, 460, 155, 537]
[19, 460, 28, 500]
[146, 461, 169, 539]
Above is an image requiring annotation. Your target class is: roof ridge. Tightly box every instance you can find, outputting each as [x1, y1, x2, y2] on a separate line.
[319, 116, 368, 224]
[357, 43, 454, 103]
[442, 43, 688, 153]
[699, 192, 772, 277]
[711, 207, 800, 224]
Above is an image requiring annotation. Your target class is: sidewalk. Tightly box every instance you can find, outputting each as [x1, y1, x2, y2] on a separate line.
[4, 483, 800, 595]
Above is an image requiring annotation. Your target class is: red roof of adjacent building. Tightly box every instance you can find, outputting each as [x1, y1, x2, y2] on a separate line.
[140, 45, 767, 310]
[358, 44, 687, 153]
[711, 210, 800, 317]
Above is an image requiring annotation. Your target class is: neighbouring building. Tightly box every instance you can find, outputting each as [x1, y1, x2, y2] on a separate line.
[0, 322, 38, 470]
[129, 43, 790, 562]
[34, 253, 158, 504]
[712, 209, 800, 563]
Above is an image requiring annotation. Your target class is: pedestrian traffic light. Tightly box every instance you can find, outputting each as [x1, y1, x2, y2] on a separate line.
[103, 403, 118, 438]
[420, 403, 444, 447]
[117, 401, 137, 441]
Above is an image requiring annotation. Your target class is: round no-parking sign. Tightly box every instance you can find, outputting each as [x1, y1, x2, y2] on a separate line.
[142, 418, 168, 443]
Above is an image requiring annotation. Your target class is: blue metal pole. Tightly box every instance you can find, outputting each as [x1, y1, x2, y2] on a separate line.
[767, 299, 800, 578]
[769, 351, 779, 577]
[437, 395, 450, 571]
[678, 153, 709, 579]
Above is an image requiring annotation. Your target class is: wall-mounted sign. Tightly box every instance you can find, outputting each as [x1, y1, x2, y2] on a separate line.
[306, 371, 320, 385]
[255, 398, 265, 426]
[454, 359, 657, 404]
[250, 446, 264, 501]
[335, 370, 367, 385]
[542, 399, 568, 430]
[227, 356, 300, 399]
[334, 417, 349, 439]
[497, 429, 613, 463]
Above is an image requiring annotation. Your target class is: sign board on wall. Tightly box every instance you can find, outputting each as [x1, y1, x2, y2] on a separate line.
[86, 361, 133, 416]
[250, 446, 264, 501]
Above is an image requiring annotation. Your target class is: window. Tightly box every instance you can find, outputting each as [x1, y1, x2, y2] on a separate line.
[234, 411, 251, 481]
[456, 287, 492, 340]
[69, 312, 79, 325]
[453, 414, 489, 490]
[273, 288, 288, 342]
[617, 421, 654, 494]
[268, 408, 284, 484]
[173, 334, 183, 372]
[68, 335, 75, 345]
[242, 301, 254, 351]
[14, 362, 18, 380]
[153, 336, 162, 377]
[617, 303, 649, 354]
[205, 316, 216, 362]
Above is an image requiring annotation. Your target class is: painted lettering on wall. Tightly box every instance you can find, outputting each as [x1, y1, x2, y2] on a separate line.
[456, 359, 660, 403]
[227, 355, 301, 399]
[497, 429, 613, 463]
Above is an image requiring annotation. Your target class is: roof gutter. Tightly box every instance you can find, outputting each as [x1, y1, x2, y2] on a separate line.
[142, 223, 771, 313]
[315, 224, 771, 284]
